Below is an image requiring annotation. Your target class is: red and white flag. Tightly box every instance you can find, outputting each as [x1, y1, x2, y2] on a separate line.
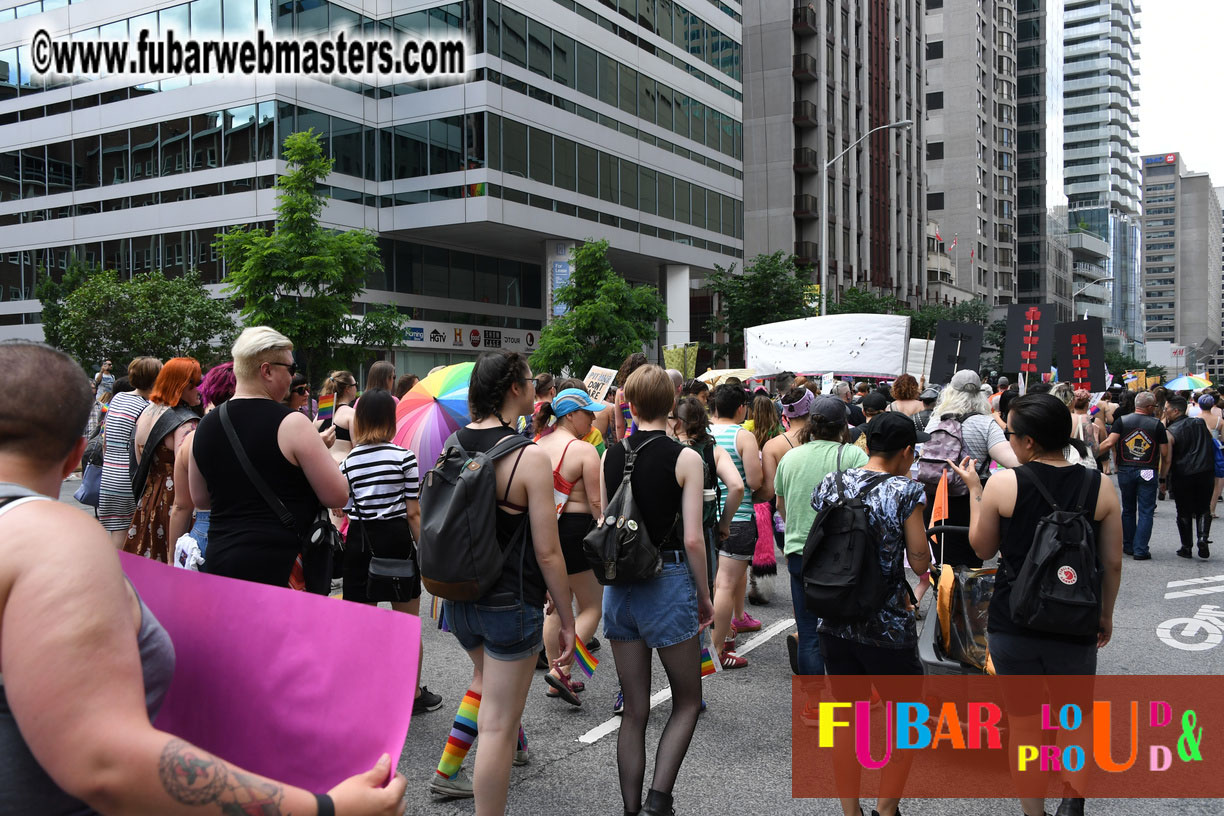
[970, 248, 975, 262]
[950, 236, 958, 249]
[935, 229, 943, 242]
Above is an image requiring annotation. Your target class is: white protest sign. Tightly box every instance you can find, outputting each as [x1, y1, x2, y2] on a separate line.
[583, 366, 618, 401]
[744, 314, 911, 378]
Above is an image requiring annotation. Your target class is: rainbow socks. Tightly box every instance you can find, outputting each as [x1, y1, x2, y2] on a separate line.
[517, 726, 527, 753]
[437, 690, 481, 779]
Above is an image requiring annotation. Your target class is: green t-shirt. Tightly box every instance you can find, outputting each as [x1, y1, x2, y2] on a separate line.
[773, 440, 869, 556]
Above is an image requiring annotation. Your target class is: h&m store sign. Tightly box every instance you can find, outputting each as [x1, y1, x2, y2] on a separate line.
[400, 320, 537, 352]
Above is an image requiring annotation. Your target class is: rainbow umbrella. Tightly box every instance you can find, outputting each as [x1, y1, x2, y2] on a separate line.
[1164, 374, 1212, 392]
[393, 362, 474, 470]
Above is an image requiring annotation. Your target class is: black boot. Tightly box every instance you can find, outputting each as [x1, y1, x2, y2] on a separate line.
[1198, 514, 1212, 558]
[1055, 796, 1085, 816]
[1177, 516, 1195, 558]
[641, 789, 674, 816]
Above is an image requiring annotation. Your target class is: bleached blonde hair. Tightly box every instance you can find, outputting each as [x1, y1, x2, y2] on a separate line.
[232, 326, 293, 380]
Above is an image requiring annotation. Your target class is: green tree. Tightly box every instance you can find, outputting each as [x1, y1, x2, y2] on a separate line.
[53, 269, 236, 366]
[34, 254, 95, 352]
[350, 303, 410, 356]
[827, 288, 905, 318]
[530, 239, 667, 376]
[704, 251, 817, 366]
[1106, 349, 1165, 382]
[215, 129, 385, 380]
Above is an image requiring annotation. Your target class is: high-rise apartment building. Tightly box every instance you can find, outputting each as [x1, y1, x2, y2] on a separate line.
[1140, 153, 1222, 371]
[1016, 0, 1071, 320]
[923, 0, 1017, 308]
[743, 0, 924, 306]
[1062, 0, 1142, 347]
[1209, 185, 1224, 380]
[0, 0, 744, 372]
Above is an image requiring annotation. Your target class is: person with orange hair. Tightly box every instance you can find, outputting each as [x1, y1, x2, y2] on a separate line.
[128, 357, 203, 562]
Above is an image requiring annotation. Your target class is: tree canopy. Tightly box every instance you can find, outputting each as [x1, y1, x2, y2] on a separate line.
[704, 252, 817, 367]
[530, 239, 667, 376]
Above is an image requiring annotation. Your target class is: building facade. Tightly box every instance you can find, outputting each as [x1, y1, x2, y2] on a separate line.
[742, 0, 924, 306]
[1062, 0, 1142, 347]
[1209, 185, 1224, 380]
[1140, 153, 1222, 372]
[1016, 0, 1071, 320]
[923, 0, 1017, 309]
[0, 0, 744, 373]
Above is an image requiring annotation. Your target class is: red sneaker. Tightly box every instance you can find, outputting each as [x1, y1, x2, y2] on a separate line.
[719, 647, 748, 669]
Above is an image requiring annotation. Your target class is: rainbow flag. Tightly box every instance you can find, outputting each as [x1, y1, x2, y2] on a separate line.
[317, 393, 335, 423]
[430, 596, 450, 632]
[700, 629, 722, 678]
[573, 636, 599, 678]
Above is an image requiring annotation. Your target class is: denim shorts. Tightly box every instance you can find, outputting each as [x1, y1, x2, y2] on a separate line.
[602, 559, 700, 649]
[445, 598, 544, 662]
[718, 520, 757, 561]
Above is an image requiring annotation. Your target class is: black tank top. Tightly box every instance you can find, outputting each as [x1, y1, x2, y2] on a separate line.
[602, 430, 685, 550]
[992, 462, 1102, 645]
[194, 399, 319, 587]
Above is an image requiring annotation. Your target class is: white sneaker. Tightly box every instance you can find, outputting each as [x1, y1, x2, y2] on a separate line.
[514, 746, 529, 766]
[429, 768, 474, 798]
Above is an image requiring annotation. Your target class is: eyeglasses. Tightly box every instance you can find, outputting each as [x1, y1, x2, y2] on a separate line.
[1004, 428, 1020, 440]
[292, 385, 310, 396]
[531, 377, 545, 390]
[268, 362, 298, 376]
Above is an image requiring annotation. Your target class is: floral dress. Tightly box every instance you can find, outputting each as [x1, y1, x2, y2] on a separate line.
[127, 416, 195, 563]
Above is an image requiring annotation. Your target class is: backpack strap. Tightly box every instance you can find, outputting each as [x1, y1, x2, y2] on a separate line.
[1072, 466, 1098, 514]
[1016, 465, 1060, 512]
[218, 401, 296, 531]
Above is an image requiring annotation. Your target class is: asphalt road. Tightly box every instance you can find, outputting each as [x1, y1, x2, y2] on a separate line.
[60, 479, 1224, 816]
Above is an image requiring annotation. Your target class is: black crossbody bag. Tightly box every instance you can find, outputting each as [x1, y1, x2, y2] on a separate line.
[344, 464, 418, 602]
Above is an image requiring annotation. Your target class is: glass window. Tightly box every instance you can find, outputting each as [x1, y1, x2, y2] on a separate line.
[638, 76, 655, 124]
[332, 118, 362, 177]
[576, 43, 597, 99]
[330, 2, 360, 36]
[363, 127, 377, 180]
[527, 19, 550, 78]
[501, 6, 527, 67]
[657, 173, 673, 219]
[394, 122, 428, 178]
[554, 137, 576, 191]
[528, 127, 551, 184]
[674, 179, 690, 224]
[450, 251, 474, 300]
[657, 85, 673, 132]
[620, 160, 637, 209]
[521, 263, 542, 309]
[475, 255, 499, 304]
[15, 44, 40, 93]
[274, 101, 294, 159]
[422, 246, 449, 297]
[295, 0, 327, 35]
[705, 107, 718, 150]
[502, 118, 527, 178]
[553, 32, 574, 87]
[485, 0, 500, 58]
[191, 0, 223, 37]
[100, 132, 128, 187]
[464, 112, 485, 169]
[0, 48, 17, 103]
[191, 111, 222, 171]
[71, 135, 99, 191]
[599, 152, 616, 204]
[577, 145, 597, 197]
[639, 0, 655, 32]
[0, 151, 18, 202]
[689, 99, 704, 145]
[296, 108, 329, 158]
[431, 116, 463, 174]
[45, 141, 72, 195]
[690, 185, 705, 230]
[487, 114, 501, 171]
[378, 128, 392, 179]
[657, 0, 673, 43]
[638, 167, 656, 214]
[393, 242, 419, 293]
[129, 123, 159, 181]
[256, 100, 275, 161]
[598, 53, 618, 107]
[619, 65, 636, 116]
[223, 0, 255, 35]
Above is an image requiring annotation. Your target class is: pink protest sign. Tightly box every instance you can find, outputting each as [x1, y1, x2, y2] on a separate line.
[120, 552, 420, 793]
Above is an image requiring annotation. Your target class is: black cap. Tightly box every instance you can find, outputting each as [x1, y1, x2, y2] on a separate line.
[865, 412, 931, 452]
[862, 391, 889, 412]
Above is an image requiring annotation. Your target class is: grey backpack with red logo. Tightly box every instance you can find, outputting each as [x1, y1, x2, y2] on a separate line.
[1005, 467, 1102, 637]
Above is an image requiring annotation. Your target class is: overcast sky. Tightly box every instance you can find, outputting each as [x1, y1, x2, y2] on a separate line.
[1136, 1, 1224, 186]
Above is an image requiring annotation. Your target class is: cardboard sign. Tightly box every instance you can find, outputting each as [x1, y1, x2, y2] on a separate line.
[582, 366, 617, 401]
[120, 553, 420, 793]
[1002, 303, 1055, 376]
[1055, 318, 1107, 392]
[929, 321, 984, 385]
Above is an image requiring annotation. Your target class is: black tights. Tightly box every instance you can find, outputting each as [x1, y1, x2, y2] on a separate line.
[612, 636, 703, 813]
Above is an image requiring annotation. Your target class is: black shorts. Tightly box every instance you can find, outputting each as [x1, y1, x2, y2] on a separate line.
[558, 512, 595, 575]
[342, 516, 421, 603]
[718, 520, 757, 561]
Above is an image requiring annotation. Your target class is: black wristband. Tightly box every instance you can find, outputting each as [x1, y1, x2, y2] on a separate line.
[314, 793, 335, 816]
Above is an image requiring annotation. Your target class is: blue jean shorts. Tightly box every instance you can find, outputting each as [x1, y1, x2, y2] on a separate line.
[445, 598, 544, 662]
[602, 559, 699, 649]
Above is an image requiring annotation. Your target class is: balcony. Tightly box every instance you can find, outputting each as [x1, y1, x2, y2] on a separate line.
[793, 4, 819, 35]
[795, 241, 818, 264]
[793, 54, 819, 82]
[794, 147, 819, 173]
[793, 100, 819, 128]
[794, 195, 818, 218]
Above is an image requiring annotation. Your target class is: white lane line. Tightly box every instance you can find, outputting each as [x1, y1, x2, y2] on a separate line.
[577, 617, 796, 745]
[1166, 574, 1224, 588]
[1165, 585, 1224, 600]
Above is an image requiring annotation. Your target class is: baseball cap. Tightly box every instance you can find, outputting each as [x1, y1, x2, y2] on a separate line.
[861, 391, 889, 412]
[865, 412, 931, 452]
[552, 388, 607, 418]
[949, 370, 983, 394]
[919, 385, 941, 401]
[810, 395, 849, 423]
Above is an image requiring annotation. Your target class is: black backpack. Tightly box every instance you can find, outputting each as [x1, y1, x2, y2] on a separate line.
[802, 447, 906, 620]
[418, 431, 532, 601]
[1005, 467, 1103, 637]
[584, 436, 673, 585]
[691, 439, 721, 527]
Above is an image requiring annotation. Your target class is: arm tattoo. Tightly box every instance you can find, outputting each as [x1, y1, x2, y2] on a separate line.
[158, 738, 288, 815]
[974, 493, 983, 503]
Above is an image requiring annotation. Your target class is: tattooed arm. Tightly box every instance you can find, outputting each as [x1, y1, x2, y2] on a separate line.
[0, 500, 405, 816]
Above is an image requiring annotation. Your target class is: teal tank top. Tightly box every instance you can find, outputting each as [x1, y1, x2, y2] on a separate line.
[711, 423, 754, 522]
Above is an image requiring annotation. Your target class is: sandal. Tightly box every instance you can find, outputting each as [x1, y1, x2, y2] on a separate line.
[544, 671, 583, 707]
[545, 677, 585, 695]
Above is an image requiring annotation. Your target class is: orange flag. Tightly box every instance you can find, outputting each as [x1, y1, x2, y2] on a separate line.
[928, 468, 949, 545]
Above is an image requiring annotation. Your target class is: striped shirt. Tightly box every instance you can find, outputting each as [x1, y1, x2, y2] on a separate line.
[339, 443, 420, 521]
[711, 422, 754, 522]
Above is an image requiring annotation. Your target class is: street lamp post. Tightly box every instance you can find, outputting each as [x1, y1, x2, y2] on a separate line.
[1070, 275, 1114, 320]
[819, 119, 914, 316]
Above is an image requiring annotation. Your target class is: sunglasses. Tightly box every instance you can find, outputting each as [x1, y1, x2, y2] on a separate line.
[268, 362, 299, 376]
[292, 385, 310, 396]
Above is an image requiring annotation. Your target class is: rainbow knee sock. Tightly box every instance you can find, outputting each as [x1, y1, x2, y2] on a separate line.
[437, 690, 481, 779]
[517, 726, 527, 753]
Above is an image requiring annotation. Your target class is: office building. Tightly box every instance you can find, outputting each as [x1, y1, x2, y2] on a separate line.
[923, 0, 1017, 308]
[1016, 0, 1071, 320]
[0, 0, 744, 373]
[1062, 0, 1142, 347]
[1210, 185, 1224, 380]
[1140, 153, 1222, 371]
[742, 0, 924, 306]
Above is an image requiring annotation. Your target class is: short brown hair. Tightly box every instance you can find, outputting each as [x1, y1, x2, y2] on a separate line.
[128, 356, 163, 390]
[353, 388, 398, 445]
[0, 342, 93, 461]
[624, 364, 674, 422]
[891, 374, 920, 401]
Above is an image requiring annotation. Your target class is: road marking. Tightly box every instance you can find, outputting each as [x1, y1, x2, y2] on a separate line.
[1166, 574, 1224, 588]
[1165, 575, 1224, 599]
[577, 617, 795, 745]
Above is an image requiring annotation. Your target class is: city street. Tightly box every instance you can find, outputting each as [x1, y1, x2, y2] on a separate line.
[62, 480, 1224, 815]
